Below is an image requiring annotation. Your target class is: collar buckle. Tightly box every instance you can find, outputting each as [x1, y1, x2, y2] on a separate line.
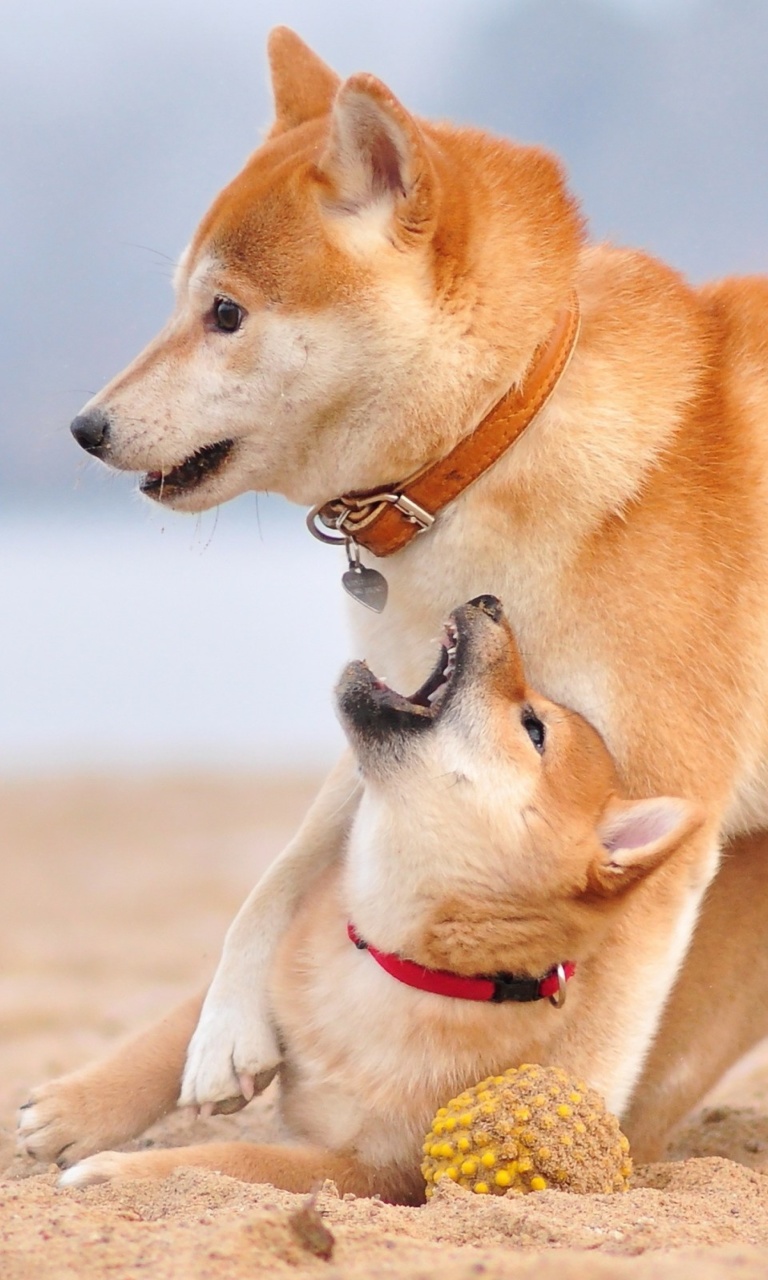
[384, 491, 435, 532]
[490, 973, 543, 1003]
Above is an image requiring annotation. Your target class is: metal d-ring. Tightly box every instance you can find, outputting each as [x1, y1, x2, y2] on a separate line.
[306, 503, 351, 544]
[307, 488, 435, 545]
[548, 963, 568, 1009]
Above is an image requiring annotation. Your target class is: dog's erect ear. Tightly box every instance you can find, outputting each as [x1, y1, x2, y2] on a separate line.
[317, 74, 436, 238]
[267, 27, 340, 135]
[590, 795, 705, 895]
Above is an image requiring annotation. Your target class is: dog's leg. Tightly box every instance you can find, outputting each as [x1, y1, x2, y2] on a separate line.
[60, 1140, 389, 1199]
[624, 828, 768, 1162]
[18, 993, 205, 1166]
[180, 751, 360, 1108]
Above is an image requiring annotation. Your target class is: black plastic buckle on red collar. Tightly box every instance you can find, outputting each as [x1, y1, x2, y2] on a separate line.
[490, 973, 547, 1003]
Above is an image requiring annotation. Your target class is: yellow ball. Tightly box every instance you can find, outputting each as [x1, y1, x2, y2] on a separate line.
[421, 1065, 632, 1198]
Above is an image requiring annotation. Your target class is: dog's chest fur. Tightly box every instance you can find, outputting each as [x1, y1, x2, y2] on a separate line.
[271, 870, 561, 1175]
[349, 489, 610, 748]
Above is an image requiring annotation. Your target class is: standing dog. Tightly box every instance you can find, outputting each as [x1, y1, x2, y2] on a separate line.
[31, 28, 768, 1157]
[54, 597, 699, 1198]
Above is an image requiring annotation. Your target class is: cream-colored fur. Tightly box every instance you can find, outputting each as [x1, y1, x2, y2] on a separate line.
[52, 599, 700, 1196]
[53, 28, 768, 1155]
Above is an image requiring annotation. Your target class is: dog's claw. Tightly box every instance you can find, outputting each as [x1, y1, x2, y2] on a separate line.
[238, 1073, 255, 1102]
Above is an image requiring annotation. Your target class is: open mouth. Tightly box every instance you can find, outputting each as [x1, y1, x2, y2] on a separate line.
[337, 596, 506, 746]
[140, 438, 234, 499]
[398, 619, 460, 715]
[337, 616, 462, 737]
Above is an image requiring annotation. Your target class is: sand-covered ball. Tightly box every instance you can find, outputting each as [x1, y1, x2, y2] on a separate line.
[422, 1064, 632, 1198]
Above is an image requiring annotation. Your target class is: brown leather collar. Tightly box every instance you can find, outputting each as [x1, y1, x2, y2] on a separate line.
[308, 294, 580, 559]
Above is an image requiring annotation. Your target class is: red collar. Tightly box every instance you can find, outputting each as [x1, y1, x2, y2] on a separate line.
[347, 922, 575, 1008]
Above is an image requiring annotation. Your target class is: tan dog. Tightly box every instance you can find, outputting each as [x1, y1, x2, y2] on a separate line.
[54, 597, 700, 1198]
[42, 27, 768, 1155]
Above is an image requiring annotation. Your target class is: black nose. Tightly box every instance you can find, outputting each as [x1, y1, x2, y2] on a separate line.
[468, 594, 504, 623]
[71, 408, 110, 455]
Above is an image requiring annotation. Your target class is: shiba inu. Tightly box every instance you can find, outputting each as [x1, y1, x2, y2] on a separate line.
[49, 27, 768, 1155]
[45, 598, 700, 1199]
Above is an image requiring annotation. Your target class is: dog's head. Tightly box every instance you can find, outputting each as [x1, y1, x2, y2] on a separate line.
[70, 28, 583, 512]
[336, 595, 703, 977]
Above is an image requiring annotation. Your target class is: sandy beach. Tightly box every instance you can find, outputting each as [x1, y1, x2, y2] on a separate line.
[4, 773, 768, 1279]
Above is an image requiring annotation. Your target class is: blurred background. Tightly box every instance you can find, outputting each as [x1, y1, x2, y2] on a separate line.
[3, 0, 768, 774]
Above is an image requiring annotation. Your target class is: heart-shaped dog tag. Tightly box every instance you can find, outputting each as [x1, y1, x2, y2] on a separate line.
[342, 563, 389, 612]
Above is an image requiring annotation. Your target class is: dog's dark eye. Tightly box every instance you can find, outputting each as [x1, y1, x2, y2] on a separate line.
[212, 297, 244, 333]
[522, 708, 546, 753]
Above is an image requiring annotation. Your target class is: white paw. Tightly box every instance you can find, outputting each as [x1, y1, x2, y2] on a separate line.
[178, 995, 281, 1108]
[60, 1150, 132, 1188]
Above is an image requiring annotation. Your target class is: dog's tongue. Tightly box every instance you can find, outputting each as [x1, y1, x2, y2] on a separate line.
[145, 470, 163, 483]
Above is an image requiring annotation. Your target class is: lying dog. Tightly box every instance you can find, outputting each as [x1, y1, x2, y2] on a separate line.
[58, 27, 768, 1153]
[51, 597, 699, 1198]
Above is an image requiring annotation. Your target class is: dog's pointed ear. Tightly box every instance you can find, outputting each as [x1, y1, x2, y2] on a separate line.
[267, 27, 340, 135]
[317, 74, 436, 239]
[590, 795, 705, 895]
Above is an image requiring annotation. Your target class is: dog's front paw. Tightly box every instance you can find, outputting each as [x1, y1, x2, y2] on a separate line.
[179, 998, 281, 1109]
[18, 1076, 127, 1167]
